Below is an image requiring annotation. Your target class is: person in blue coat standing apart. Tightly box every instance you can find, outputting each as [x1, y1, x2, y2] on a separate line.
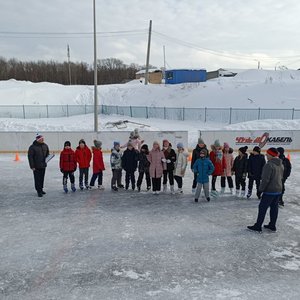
[193, 149, 215, 203]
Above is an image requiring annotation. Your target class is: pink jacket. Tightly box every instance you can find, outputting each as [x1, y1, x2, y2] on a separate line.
[223, 152, 234, 177]
[147, 148, 166, 178]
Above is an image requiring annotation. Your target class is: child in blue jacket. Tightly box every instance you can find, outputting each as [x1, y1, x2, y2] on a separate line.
[193, 149, 215, 202]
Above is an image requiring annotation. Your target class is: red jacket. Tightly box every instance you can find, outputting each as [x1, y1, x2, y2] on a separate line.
[92, 147, 105, 173]
[210, 150, 226, 176]
[60, 148, 77, 172]
[75, 145, 92, 169]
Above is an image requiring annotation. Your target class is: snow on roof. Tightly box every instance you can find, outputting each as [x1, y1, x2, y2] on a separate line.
[136, 68, 161, 75]
[166, 68, 206, 72]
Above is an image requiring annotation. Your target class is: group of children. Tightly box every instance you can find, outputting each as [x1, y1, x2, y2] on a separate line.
[59, 132, 291, 206]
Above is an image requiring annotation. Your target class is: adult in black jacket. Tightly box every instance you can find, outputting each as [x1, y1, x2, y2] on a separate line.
[121, 142, 138, 190]
[277, 147, 292, 206]
[232, 146, 248, 197]
[247, 146, 266, 199]
[137, 144, 151, 191]
[28, 134, 50, 197]
[191, 137, 209, 191]
[162, 140, 177, 194]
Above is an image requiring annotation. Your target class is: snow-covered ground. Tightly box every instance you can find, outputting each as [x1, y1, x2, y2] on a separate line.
[0, 153, 299, 299]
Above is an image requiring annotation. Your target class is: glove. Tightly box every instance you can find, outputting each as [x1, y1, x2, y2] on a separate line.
[162, 158, 167, 163]
[166, 159, 171, 163]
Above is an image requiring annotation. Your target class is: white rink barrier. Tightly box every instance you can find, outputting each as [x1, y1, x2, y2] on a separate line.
[0, 131, 188, 153]
[199, 130, 300, 151]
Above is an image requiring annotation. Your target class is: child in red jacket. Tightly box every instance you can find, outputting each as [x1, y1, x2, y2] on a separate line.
[75, 139, 92, 190]
[90, 140, 105, 189]
[59, 141, 77, 193]
[209, 139, 226, 197]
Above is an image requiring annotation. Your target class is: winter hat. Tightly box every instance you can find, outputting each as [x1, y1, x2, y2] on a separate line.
[79, 139, 86, 145]
[141, 144, 149, 151]
[213, 139, 221, 148]
[177, 142, 184, 149]
[127, 141, 133, 147]
[198, 137, 204, 145]
[223, 142, 230, 149]
[64, 141, 71, 147]
[36, 133, 44, 141]
[267, 147, 279, 157]
[113, 141, 120, 147]
[253, 146, 261, 153]
[239, 146, 248, 154]
[162, 139, 170, 146]
[93, 139, 102, 148]
[200, 149, 208, 156]
[277, 147, 284, 155]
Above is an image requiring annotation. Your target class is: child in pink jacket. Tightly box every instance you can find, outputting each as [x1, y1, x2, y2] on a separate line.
[221, 142, 234, 194]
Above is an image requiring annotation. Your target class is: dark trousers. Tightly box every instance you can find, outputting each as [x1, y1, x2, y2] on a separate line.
[63, 171, 75, 186]
[111, 169, 122, 188]
[137, 171, 151, 188]
[90, 171, 103, 186]
[255, 194, 280, 228]
[221, 176, 234, 188]
[279, 179, 286, 204]
[248, 178, 261, 192]
[125, 171, 136, 189]
[152, 177, 161, 191]
[163, 170, 174, 185]
[79, 168, 89, 187]
[174, 175, 183, 189]
[235, 176, 246, 190]
[211, 175, 219, 190]
[192, 172, 197, 189]
[33, 168, 46, 193]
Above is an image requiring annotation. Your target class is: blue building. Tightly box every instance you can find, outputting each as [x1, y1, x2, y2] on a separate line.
[165, 69, 206, 84]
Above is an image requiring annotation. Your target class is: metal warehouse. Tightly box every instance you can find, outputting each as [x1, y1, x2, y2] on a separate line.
[165, 69, 206, 84]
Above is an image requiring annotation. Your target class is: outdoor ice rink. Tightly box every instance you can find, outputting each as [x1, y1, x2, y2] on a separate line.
[1, 153, 300, 300]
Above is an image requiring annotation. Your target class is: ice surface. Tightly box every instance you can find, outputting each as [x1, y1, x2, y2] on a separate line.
[0, 153, 299, 299]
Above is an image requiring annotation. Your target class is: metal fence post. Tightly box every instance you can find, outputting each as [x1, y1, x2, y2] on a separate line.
[46, 105, 49, 118]
[85, 104, 87, 114]
[164, 107, 166, 120]
[258, 107, 261, 120]
[182, 107, 185, 121]
[130, 106, 133, 117]
[116, 105, 119, 115]
[23, 105, 26, 119]
[204, 107, 207, 123]
[146, 106, 149, 119]
[292, 108, 295, 120]
[229, 107, 232, 124]
[66, 105, 69, 117]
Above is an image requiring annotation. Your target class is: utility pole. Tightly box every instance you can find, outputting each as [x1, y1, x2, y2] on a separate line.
[257, 61, 260, 69]
[93, 0, 98, 132]
[145, 20, 152, 85]
[163, 45, 166, 83]
[67, 44, 71, 85]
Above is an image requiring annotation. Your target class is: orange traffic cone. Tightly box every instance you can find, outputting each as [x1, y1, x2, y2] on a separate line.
[14, 152, 20, 162]
[287, 152, 291, 161]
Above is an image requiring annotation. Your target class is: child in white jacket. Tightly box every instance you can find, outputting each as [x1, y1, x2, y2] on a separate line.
[174, 143, 188, 193]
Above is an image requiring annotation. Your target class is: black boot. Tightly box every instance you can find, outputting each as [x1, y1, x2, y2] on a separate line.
[247, 225, 262, 233]
[264, 224, 276, 232]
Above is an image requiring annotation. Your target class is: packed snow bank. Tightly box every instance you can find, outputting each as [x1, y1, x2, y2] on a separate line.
[1, 69, 300, 108]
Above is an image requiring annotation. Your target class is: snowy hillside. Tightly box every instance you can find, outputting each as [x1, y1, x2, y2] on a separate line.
[0, 69, 300, 108]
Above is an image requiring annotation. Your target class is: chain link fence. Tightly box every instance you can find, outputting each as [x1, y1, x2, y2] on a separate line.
[0, 104, 299, 124]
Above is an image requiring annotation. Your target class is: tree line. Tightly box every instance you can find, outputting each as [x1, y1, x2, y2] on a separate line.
[0, 57, 156, 85]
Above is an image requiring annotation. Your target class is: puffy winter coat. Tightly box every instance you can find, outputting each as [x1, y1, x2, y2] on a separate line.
[110, 148, 122, 170]
[147, 148, 166, 178]
[28, 140, 49, 169]
[279, 154, 292, 181]
[193, 158, 215, 184]
[60, 148, 76, 172]
[233, 154, 248, 178]
[163, 147, 177, 171]
[122, 148, 138, 172]
[210, 150, 226, 176]
[92, 147, 105, 173]
[247, 153, 265, 180]
[223, 151, 234, 177]
[191, 144, 209, 169]
[75, 145, 92, 169]
[138, 151, 150, 173]
[174, 150, 188, 177]
[259, 157, 283, 194]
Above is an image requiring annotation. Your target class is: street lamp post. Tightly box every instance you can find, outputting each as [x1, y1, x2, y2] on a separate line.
[93, 0, 98, 132]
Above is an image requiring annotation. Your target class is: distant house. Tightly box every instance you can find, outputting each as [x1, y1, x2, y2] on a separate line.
[206, 68, 247, 80]
[165, 69, 206, 84]
[135, 69, 162, 84]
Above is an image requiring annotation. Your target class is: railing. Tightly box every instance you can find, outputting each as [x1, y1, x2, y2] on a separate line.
[0, 104, 299, 124]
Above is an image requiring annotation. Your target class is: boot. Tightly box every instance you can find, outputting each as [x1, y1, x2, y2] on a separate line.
[170, 185, 175, 194]
[235, 189, 240, 197]
[230, 188, 233, 195]
[63, 185, 68, 193]
[220, 187, 225, 194]
[176, 188, 183, 194]
[98, 185, 104, 190]
[163, 184, 167, 193]
[71, 183, 76, 192]
[247, 189, 252, 199]
[241, 190, 246, 198]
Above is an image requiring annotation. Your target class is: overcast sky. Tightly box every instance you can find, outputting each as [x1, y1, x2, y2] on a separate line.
[1, 0, 300, 70]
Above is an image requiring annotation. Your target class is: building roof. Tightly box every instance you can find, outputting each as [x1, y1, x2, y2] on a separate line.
[136, 68, 162, 75]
